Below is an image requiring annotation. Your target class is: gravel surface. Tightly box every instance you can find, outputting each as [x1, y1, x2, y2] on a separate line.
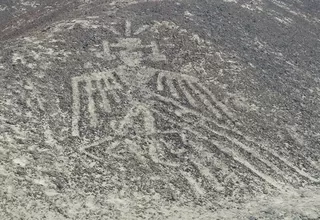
[1, 0, 320, 219]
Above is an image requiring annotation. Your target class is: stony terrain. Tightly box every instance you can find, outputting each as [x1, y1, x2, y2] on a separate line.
[1, 0, 320, 219]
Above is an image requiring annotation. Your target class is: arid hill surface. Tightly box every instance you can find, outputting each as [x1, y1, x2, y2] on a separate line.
[1, 0, 320, 219]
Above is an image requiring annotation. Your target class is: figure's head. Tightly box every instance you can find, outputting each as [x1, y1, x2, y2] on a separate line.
[119, 50, 143, 67]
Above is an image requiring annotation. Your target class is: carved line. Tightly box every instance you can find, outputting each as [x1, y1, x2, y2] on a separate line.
[152, 94, 319, 183]
[156, 73, 224, 119]
[125, 20, 132, 37]
[152, 73, 319, 182]
[71, 77, 81, 137]
[71, 71, 123, 137]
[151, 107, 286, 190]
[133, 25, 150, 36]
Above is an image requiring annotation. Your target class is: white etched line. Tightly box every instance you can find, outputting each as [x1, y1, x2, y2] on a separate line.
[179, 79, 197, 107]
[109, 90, 121, 103]
[133, 25, 149, 35]
[26, 79, 45, 111]
[239, 136, 320, 183]
[143, 107, 156, 134]
[155, 94, 315, 182]
[117, 106, 137, 132]
[80, 136, 114, 151]
[101, 76, 111, 89]
[197, 83, 235, 121]
[174, 107, 286, 181]
[152, 93, 229, 130]
[180, 171, 205, 197]
[124, 139, 146, 163]
[191, 160, 224, 192]
[157, 72, 165, 91]
[153, 93, 315, 182]
[159, 138, 186, 155]
[71, 77, 81, 137]
[149, 139, 179, 167]
[268, 150, 320, 183]
[116, 104, 154, 133]
[151, 108, 286, 191]
[105, 25, 121, 36]
[102, 41, 114, 60]
[81, 149, 103, 162]
[125, 20, 131, 37]
[179, 109, 283, 177]
[85, 79, 98, 127]
[186, 81, 222, 119]
[149, 41, 167, 61]
[222, 133, 285, 178]
[167, 78, 180, 99]
[215, 52, 224, 62]
[96, 79, 111, 112]
[113, 74, 124, 90]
